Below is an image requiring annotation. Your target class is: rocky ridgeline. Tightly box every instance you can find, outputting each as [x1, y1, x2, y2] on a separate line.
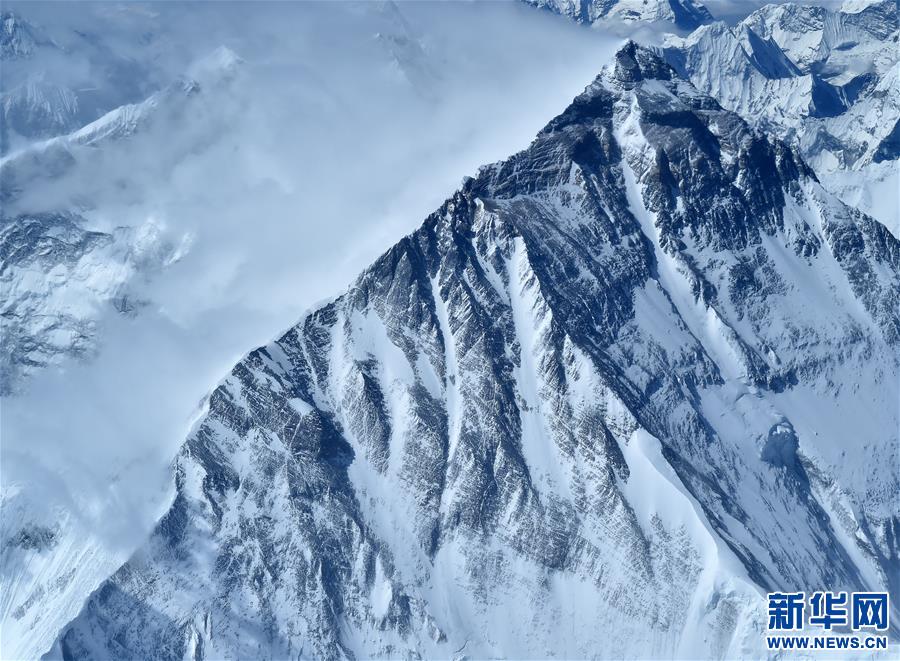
[47, 44, 898, 659]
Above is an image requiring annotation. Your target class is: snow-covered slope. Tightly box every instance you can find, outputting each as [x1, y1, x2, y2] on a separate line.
[0, 78, 80, 147]
[0, 48, 239, 659]
[46, 44, 899, 659]
[1, 482, 156, 661]
[0, 12, 78, 150]
[0, 209, 191, 655]
[0, 8, 163, 154]
[0, 213, 187, 394]
[0, 5, 627, 659]
[523, 0, 712, 30]
[663, 0, 900, 234]
[741, 0, 898, 75]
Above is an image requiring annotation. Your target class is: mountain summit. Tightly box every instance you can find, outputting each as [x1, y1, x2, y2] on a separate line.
[524, 0, 713, 30]
[45, 43, 900, 659]
[662, 0, 900, 233]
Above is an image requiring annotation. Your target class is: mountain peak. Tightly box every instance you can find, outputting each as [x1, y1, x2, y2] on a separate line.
[535, 42, 678, 135]
[612, 40, 674, 84]
[5, 2, 899, 658]
[522, 0, 713, 31]
[48, 38, 899, 656]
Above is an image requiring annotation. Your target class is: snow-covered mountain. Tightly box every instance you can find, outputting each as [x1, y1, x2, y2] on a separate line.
[46, 43, 898, 659]
[0, 212, 188, 394]
[524, 0, 713, 30]
[1, 5, 627, 659]
[0, 7, 171, 155]
[662, 0, 900, 234]
[0, 46, 243, 397]
[0, 12, 81, 148]
[1, 10, 56, 60]
[0, 47, 241, 206]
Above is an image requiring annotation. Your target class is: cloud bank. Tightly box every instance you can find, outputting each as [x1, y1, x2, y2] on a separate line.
[1, 1, 619, 564]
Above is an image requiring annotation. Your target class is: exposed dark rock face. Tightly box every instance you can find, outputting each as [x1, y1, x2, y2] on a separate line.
[661, 1, 900, 231]
[873, 117, 900, 162]
[48, 44, 899, 659]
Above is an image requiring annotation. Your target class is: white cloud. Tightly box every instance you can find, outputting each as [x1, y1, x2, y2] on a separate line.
[1, 0, 620, 576]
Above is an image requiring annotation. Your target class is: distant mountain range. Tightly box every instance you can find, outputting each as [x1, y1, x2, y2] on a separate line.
[523, 0, 713, 30]
[0, 10, 158, 154]
[523, 0, 899, 234]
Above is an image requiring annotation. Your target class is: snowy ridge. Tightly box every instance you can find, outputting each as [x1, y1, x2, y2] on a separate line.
[663, 0, 900, 234]
[45, 43, 899, 659]
[0, 10, 626, 656]
[0, 9, 162, 154]
[0, 48, 241, 179]
[523, 0, 713, 30]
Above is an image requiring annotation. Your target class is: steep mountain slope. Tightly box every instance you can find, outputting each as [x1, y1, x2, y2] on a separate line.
[0, 45, 242, 660]
[1, 5, 628, 660]
[0, 211, 187, 655]
[524, 0, 712, 30]
[663, 0, 900, 233]
[47, 43, 899, 659]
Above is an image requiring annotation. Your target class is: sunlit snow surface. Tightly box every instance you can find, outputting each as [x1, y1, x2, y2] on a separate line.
[28, 42, 900, 661]
[663, 0, 900, 235]
[1, 2, 898, 660]
[0, 3, 619, 658]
